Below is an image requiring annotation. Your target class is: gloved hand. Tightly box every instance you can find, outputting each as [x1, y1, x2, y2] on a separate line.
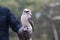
[18, 27, 32, 40]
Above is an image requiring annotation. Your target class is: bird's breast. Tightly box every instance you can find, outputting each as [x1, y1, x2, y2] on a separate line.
[21, 15, 30, 27]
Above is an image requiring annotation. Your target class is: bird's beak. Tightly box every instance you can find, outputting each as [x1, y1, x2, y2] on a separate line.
[29, 13, 32, 16]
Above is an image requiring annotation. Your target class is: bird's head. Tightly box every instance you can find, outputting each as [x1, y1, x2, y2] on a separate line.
[23, 8, 32, 16]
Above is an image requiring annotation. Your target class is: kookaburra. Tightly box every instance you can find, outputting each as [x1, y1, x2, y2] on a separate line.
[18, 8, 34, 40]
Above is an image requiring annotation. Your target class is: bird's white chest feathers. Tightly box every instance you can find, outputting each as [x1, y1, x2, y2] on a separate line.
[21, 14, 31, 27]
[20, 14, 32, 33]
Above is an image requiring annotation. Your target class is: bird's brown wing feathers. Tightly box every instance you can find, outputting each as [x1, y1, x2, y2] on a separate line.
[28, 17, 34, 31]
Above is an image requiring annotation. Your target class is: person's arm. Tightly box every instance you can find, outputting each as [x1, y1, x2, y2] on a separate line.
[7, 8, 22, 33]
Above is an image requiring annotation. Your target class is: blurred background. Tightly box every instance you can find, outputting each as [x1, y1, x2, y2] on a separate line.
[0, 0, 60, 40]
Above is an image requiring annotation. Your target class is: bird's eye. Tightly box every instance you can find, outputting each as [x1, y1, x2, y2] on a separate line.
[24, 11, 29, 13]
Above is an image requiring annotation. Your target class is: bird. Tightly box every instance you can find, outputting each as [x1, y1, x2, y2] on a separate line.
[18, 8, 34, 40]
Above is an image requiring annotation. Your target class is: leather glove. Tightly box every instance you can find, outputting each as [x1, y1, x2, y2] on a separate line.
[18, 27, 32, 40]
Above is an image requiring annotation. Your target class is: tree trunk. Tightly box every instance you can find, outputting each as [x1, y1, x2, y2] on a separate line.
[52, 22, 59, 40]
